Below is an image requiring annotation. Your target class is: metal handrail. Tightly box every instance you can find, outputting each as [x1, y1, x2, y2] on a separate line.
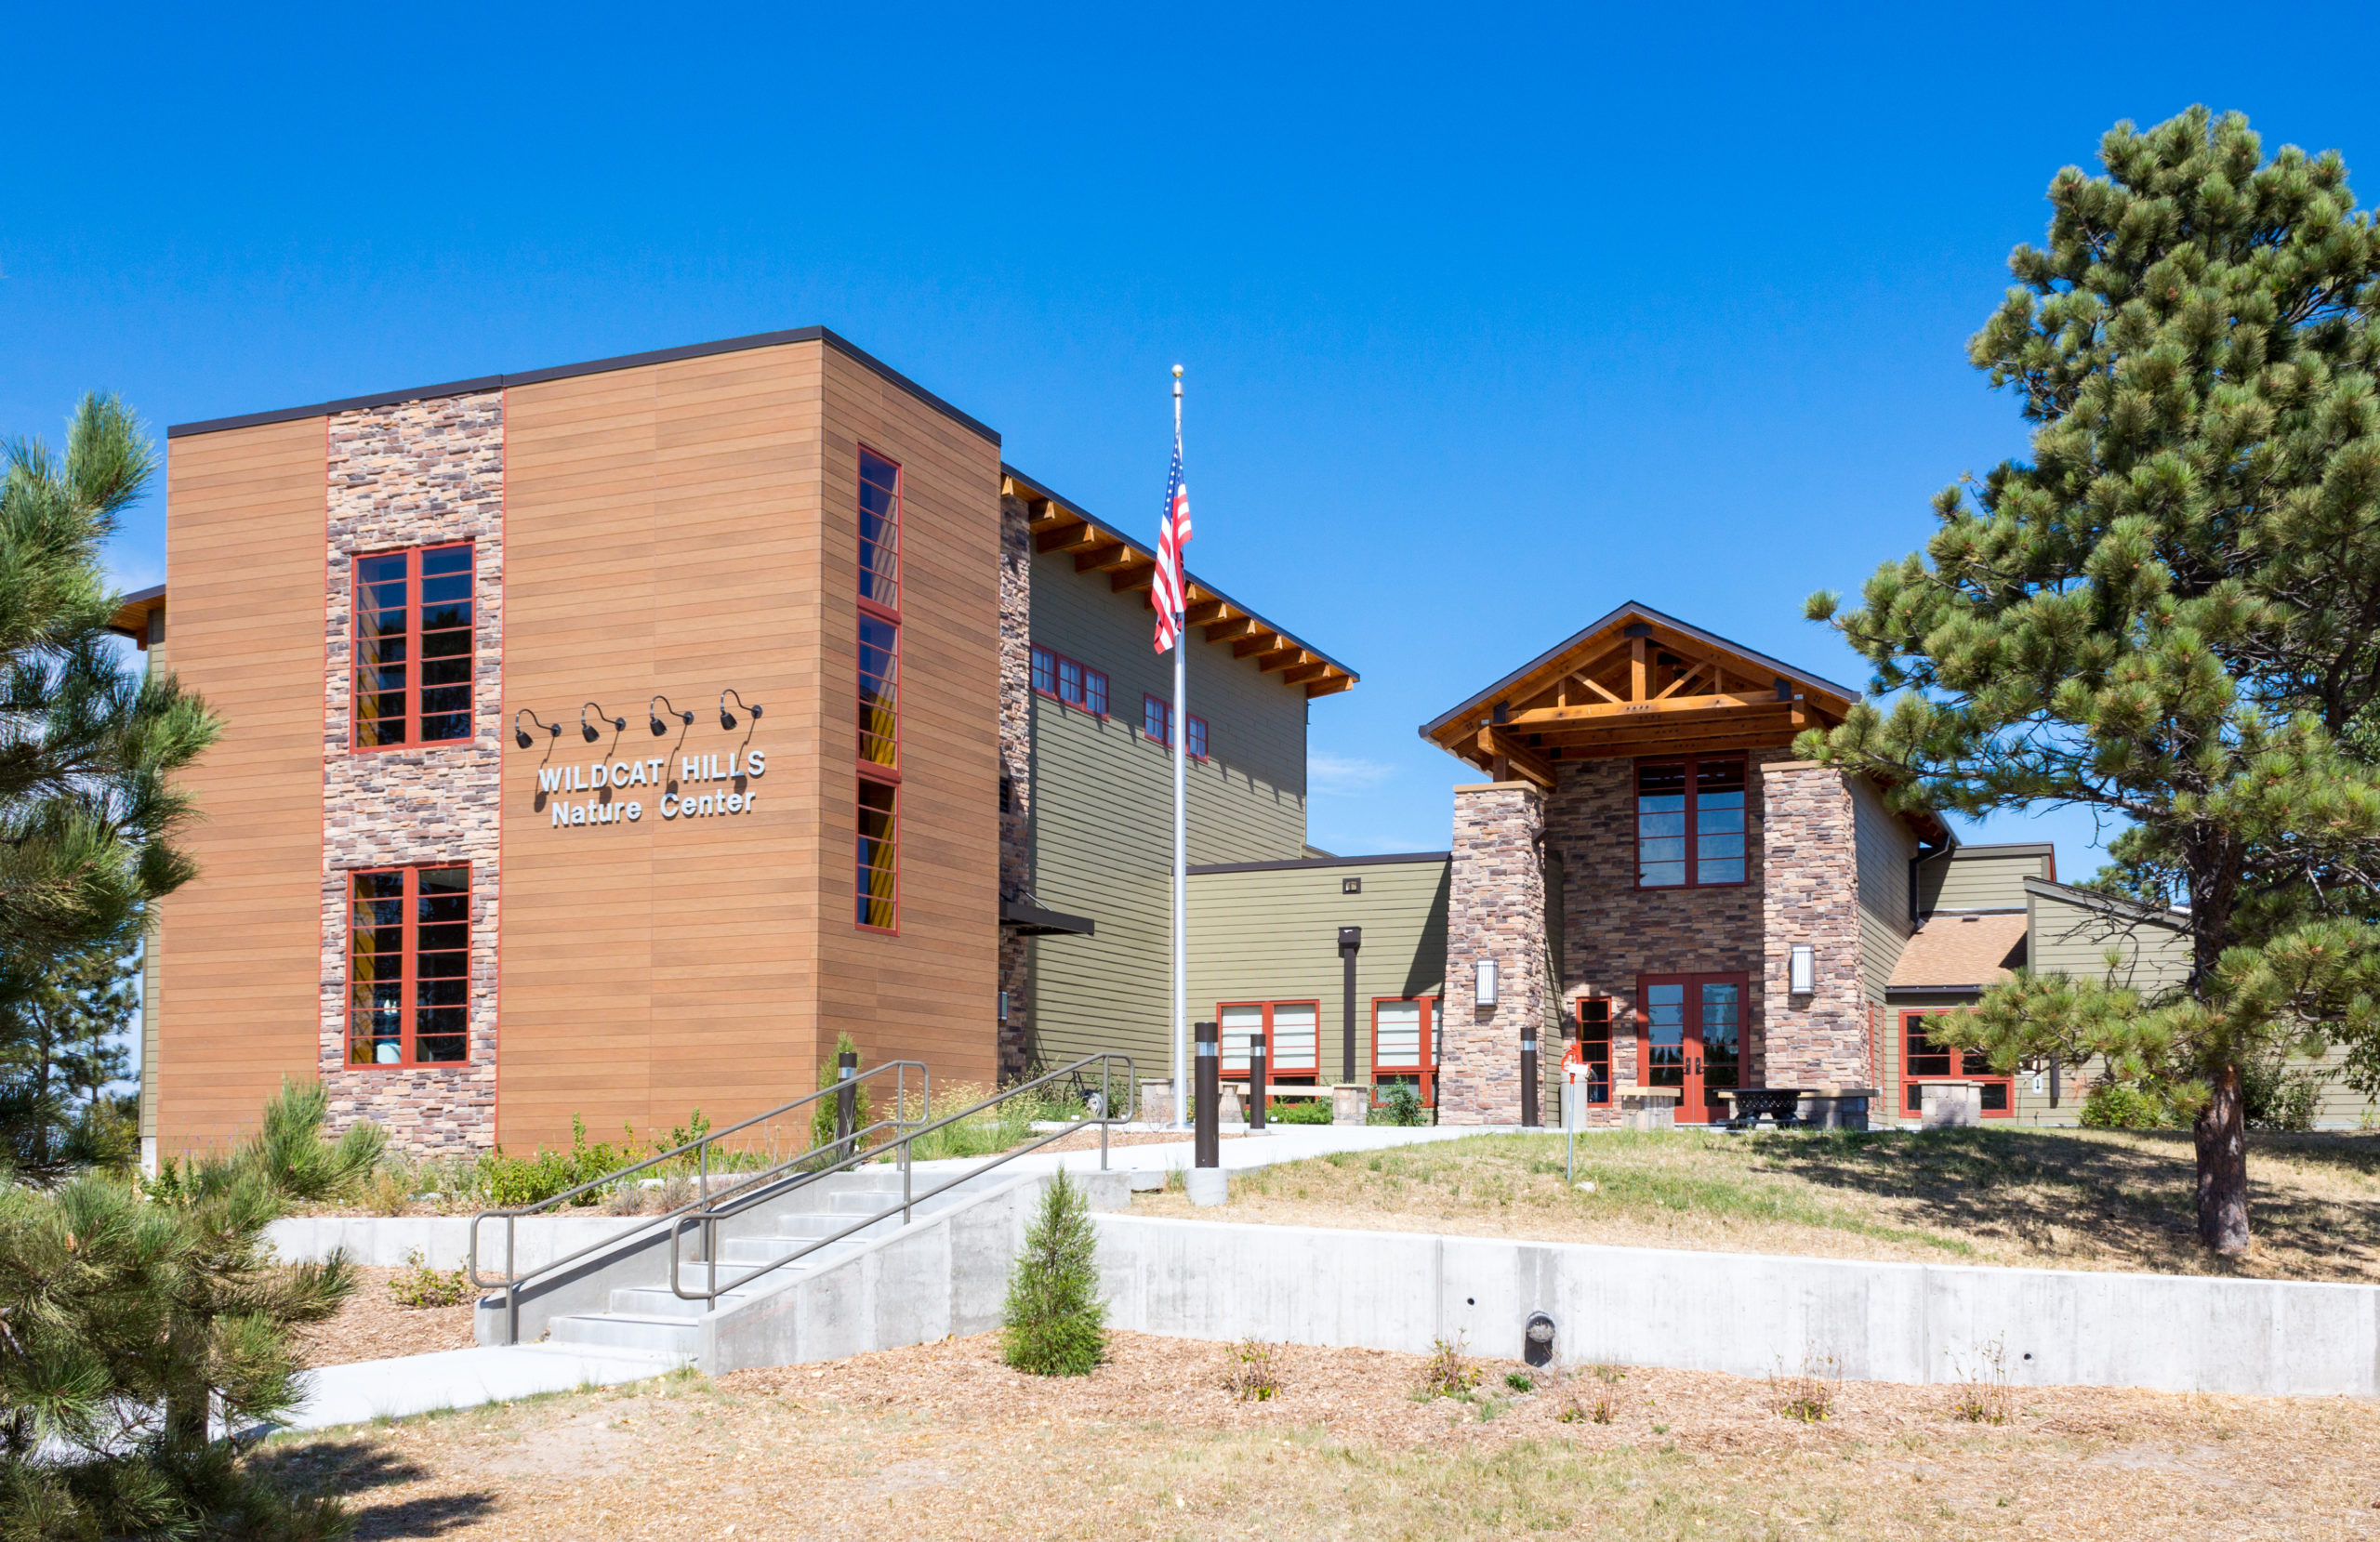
[668, 1051, 1134, 1308]
[469, 1060, 929, 1342]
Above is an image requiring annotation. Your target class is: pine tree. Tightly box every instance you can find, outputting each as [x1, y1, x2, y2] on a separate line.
[1805, 107, 2380, 1256]
[1000, 1167, 1108, 1376]
[0, 937, 140, 1178]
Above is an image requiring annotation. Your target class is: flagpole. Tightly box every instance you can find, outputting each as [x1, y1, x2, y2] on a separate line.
[1170, 363, 1189, 1131]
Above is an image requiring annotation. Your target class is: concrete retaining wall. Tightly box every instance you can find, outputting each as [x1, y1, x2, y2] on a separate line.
[1092, 1215, 2380, 1398]
[269, 1214, 650, 1272]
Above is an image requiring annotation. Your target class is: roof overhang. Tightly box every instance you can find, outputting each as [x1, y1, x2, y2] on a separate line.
[1002, 467, 1358, 702]
[999, 899, 1096, 938]
[107, 585, 165, 651]
[1415, 600, 1861, 788]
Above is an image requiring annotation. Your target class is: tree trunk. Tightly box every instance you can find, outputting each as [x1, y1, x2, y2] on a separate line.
[2195, 1062, 2250, 1256]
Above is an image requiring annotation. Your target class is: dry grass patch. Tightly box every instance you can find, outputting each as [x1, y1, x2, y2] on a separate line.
[248, 1331, 2380, 1540]
[1131, 1127, 2380, 1280]
[292, 1267, 478, 1366]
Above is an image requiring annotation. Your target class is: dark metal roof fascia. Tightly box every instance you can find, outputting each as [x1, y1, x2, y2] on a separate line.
[166, 326, 999, 446]
[1187, 850, 1451, 876]
[1002, 463, 1358, 685]
[1415, 600, 1864, 745]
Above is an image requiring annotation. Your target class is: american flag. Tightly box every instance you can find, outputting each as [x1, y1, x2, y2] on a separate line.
[1152, 429, 1193, 652]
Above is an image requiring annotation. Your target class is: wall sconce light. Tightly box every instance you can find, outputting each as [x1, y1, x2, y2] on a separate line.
[720, 688, 763, 731]
[1475, 958, 1499, 1008]
[512, 709, 560, 750]
[1789, 943, 1816, 995]
[580, 702, 627, 744]
[649, 695, 694, 736]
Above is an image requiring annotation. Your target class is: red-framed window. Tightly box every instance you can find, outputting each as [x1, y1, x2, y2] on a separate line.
[352, 543, 474, 749]
[1371, 996, 1441, 1105]
[1030, 645, 1108, 717]
[1140, 696, 1208, 755]
[858, 447, 901, 611]
[1218, 1000, 1320, 1081]
[1635, 756, 1747, 888]
[856, 446, 902, 933]
[347, 864, 470, 1066]
[856, 778, 898, 930]
[1574, 997, 1614, 1105]
[859, 614, 899, 771]
[1900, 1010, 2012, 1117]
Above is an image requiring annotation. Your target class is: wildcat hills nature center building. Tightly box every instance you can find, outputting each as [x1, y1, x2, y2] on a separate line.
[134, 326, 1400, 1160]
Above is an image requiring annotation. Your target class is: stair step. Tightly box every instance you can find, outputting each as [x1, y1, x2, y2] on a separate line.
[548, 1312, 703, 1356]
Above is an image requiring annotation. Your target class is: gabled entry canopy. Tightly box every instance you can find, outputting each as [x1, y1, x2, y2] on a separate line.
[1418, 601, 1862, 790]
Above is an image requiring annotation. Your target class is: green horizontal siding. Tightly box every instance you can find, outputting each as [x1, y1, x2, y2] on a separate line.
[1023, 550, 1316, 1082]
[1852, 777, 1914, 1005]
[1186, 858, 1451, 1085]
[1919, 847, 2052, 915]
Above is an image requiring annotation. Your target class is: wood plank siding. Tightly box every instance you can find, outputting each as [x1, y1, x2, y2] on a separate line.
[1023, 544, 1311, 1074]
[157, 418, 329, 1152]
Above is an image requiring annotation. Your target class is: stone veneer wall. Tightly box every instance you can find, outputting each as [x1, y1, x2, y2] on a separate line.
[995, 491, 1034, 1082]
[317, 392, 505, 1156]
[1440, 784, 1546, 1124]
[1757, 760, 1871, 1087]
[1543, 751, 1781, 1126]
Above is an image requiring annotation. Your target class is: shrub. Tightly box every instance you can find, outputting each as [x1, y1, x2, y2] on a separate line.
[389, 1247, 471, 1310]
[1369, 1082, 1427, 1127]
[1001, 1168, 1108, 1376]
[1948, 1338, 2013, 1425]
[363, 1166, 412, 1217]
[811, 1033, 875, 1153]
[1224, 1338, 1281, 1401]
[476, 1114, 628, 1209]
[2078, 1082, 2171, 1130]
[1416, 1336, 1480, 1400]
[1268, 1097, 1333, 1126]
[1770, 1347, 1840, 1423]
[2241, 1056, 2322, 1132]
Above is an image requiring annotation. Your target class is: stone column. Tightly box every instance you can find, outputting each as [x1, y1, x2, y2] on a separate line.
[995, 490, 1034, 1083]
[1441, 783, 1547, 1124]
[1758, 760, 1869, 1087]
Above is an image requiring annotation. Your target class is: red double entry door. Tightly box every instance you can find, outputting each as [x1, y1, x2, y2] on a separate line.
[1639, 972, 1745, 1125]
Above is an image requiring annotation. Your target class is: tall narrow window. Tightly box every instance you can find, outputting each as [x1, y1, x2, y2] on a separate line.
[856, 779, 898, 930]
[1143, 693, 1173, 746]
[1635, 756, 1747, 888]
[1186, 714, 1210, 760]
[1371, 996, 1439, 1105]
[1576, 997, 1613, 1104]
[352, 543, 474, 748]
[858, 615, 899, 769]
[855, 447, 902, 931]
[348, 864, 470, 1065]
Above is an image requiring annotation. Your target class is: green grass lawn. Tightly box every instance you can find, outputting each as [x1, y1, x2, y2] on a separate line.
[1134, 1126, 2380, 1280]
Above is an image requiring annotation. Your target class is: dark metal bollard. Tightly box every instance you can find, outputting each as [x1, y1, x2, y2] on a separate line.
[1250, 1029, 1267, 1130]
[836, 1048, 858, 1154]
[1195, 1020, 1220, 1168]
[1521, 1029, 1539, 1127]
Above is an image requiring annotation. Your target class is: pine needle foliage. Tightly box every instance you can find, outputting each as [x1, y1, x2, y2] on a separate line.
[1803, 107, 2380, 1256]
[2, 1082, 377, 1538]
[1000, 1167, 1107, 1376]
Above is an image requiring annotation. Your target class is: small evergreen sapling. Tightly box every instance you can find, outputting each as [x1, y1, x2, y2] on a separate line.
[1000, 1167, 1107, 1376]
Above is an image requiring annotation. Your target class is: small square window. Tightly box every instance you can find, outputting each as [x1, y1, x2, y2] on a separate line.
[1342, 876, 1361, 894]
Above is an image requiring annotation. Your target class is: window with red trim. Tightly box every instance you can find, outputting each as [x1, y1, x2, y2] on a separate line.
[1371, 996, 1440, 1105]
[856, 447, 902, 932]
[1575, 997, 1614, 1104]
[1219, 1000, 1320, 1081]
[1635, 756, 1747, 887]
[1143, 694, 1173, 746]
[1030, 645, 1107, 717]
[1900, 1009, 2012, 1116]
[347, 864, 470, 1065]
[352, 543, 474, 749]
[1186, 714, 1209, 760]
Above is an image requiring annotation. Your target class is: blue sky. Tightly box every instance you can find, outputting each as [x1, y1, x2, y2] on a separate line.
[7, 4, 2376, 878]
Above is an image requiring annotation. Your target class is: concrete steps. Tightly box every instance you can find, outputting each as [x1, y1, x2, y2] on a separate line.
[541, 1168, 972, 1361]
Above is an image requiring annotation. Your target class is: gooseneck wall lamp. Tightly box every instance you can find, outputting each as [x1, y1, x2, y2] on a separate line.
[648, 695, 694, 736]
[720, 689, 763, 731]
[513, 709, 561, 750]
[580, 702, 628, 744]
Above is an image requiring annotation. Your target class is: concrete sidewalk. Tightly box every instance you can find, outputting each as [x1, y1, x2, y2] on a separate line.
[278, 1344, 684, 1433]
[941, 1120, 1520, 1182]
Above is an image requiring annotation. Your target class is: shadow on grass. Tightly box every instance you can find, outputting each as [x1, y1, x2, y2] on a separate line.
[250, 1437, 497, 1538]
[1752, 1127, 2380, 1278]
